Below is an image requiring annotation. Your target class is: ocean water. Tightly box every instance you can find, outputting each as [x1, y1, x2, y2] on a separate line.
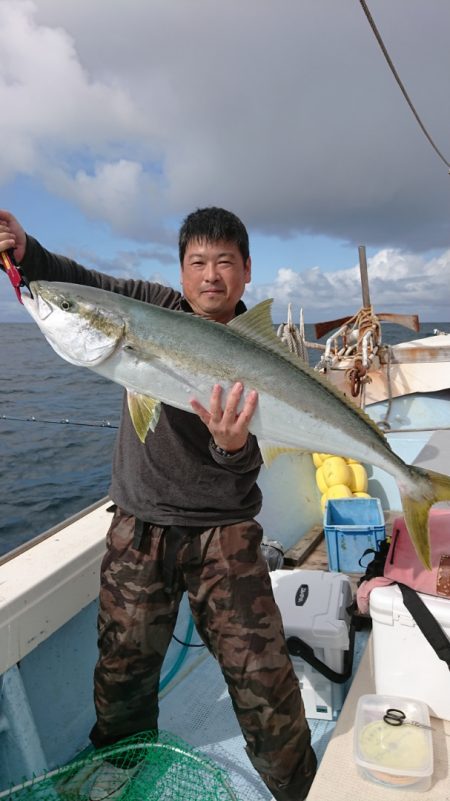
[0, 320, 445, 556]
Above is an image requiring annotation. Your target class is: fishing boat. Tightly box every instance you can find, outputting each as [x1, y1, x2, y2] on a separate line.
[276, 246, 450, 521]
[1, 257, 450, 801]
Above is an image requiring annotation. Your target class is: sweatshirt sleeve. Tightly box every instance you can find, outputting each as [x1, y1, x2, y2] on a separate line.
[20, 235, 180, 307]
[208, 433, 263, 474]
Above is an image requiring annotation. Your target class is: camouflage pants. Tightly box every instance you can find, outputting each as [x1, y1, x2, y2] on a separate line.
[90, 507, 316, 801]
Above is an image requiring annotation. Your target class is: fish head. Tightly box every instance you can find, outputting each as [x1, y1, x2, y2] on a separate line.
[23, 281, 125, 367]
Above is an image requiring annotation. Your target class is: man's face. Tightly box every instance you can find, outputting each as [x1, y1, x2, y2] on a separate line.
[180, 238, 251, 323]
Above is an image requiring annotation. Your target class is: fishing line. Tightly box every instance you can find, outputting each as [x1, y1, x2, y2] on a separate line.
[2, 413, 450, 436]
[1, 414, 119, 429]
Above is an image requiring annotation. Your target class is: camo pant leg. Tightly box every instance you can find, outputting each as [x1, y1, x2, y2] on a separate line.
[183, 520, 317, 801]
[90, 508, 183, 748]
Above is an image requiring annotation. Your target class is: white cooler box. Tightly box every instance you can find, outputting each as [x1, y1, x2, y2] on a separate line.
[270, 569, 353, 720]
[370, 584, 450, 720]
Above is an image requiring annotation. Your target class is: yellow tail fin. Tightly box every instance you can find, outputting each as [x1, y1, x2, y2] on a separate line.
[400, 466, 450, 570]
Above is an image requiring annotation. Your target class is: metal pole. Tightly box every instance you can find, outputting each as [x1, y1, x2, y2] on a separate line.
[358, 245, 371, 307]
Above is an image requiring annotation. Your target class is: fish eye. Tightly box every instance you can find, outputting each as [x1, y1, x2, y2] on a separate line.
[60, 299, 72, 311]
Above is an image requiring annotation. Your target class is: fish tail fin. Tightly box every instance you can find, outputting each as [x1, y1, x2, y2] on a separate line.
[400, 465, 450, 570]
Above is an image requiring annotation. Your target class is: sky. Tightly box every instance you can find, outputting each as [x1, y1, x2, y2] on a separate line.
[0, 0, 449, 325]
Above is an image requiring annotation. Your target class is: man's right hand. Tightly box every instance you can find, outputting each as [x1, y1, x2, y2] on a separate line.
[0, 210, 27, 265]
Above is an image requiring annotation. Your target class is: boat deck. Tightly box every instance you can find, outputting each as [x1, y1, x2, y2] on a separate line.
[158, 622, 450, 801]
[158, 625, 370, 801]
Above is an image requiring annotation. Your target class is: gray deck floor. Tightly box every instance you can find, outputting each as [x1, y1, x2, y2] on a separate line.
[158, 628, 369, 801]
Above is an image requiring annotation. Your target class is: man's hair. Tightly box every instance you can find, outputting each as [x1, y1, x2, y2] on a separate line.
[178, 207, 250, 264]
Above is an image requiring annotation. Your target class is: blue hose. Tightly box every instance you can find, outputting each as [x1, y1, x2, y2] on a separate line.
[159, 614, 195, 692]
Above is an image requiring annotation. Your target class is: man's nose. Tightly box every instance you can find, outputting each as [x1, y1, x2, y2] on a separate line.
[204, 262, 219, 281]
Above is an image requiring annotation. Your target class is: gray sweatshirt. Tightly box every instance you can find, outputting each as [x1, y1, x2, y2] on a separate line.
[20, 237, 263, 526]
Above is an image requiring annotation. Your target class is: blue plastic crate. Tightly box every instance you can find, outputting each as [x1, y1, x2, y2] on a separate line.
[324, 497, 386, 573]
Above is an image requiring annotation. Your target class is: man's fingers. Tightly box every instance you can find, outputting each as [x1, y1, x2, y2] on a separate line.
[231, 390, 258, 428]
[209, 384, 224, 421]
[0, 224, 14, 253]
[239, 389, 258, 423]
[191, 383, 258, 429]
[190, 398, 210, 424]
[221, 382, 244, 420]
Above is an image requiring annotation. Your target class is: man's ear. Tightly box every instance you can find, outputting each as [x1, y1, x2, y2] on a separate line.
[244, 257, 252, 284]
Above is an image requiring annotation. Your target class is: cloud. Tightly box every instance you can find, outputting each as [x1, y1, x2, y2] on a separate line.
[68, 244, 178, 281]
[245, 249, 450, 323]
[0, 2, 141, 173]
[48, 160, 171, 243]
[1, 0, 449, 251]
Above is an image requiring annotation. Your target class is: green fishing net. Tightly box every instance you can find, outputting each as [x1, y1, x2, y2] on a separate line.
[3, 731, 240, 801]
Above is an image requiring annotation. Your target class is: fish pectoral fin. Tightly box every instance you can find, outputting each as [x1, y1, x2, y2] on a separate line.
[259, 441, 305, 468]
[127, 391, 161, 443]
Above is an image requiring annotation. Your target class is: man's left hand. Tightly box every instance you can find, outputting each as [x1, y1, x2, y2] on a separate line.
[190, 382, 258, 453]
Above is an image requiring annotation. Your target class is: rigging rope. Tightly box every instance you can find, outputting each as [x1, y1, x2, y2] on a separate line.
[276, 303, 309, 363]
[359, 0, 450, 171]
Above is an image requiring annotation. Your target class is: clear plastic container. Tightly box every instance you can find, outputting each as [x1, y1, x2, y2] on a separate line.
[353, 694, 433, 791]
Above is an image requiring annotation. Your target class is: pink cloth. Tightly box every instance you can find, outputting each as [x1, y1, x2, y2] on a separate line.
[356, 576, 394, 614]
[385, 510, 450, 597]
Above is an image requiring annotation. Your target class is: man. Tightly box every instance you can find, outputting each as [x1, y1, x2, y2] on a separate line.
[0, 207, 316, 801]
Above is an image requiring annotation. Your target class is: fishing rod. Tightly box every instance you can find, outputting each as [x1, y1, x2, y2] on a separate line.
[1, 414, 119, 429]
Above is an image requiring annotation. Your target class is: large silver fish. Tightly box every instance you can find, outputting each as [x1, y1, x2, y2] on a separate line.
[23, 280, 450, 569]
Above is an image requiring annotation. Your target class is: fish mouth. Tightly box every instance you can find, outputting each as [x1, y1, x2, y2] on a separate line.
[24, 281, 125, 367]
[22, 286, 64, 331]
[22, 292, 77, 363]
[22, 291, 50, 322]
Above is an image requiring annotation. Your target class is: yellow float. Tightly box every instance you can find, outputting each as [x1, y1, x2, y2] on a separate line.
[311, 452, 333, 468]
[322, 456, 352, 489]
[312, 452, 370, 511]
[347, 462, 368, 493]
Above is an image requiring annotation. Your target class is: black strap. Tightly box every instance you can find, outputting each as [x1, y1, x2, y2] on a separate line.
[397, 582, 450, 670]
[132, 521, 208, 592]
[357, 539, 390, 586]
[133, 518, 152, 552]
[286, 611, 357, 684]
[162, 526, 189, 593]
[163, 525, 207, 593]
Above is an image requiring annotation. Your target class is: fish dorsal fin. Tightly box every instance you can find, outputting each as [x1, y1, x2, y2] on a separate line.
[228, 299, 289, 357]
[229, 299, 390, 445]
[127, 391, 161, 443]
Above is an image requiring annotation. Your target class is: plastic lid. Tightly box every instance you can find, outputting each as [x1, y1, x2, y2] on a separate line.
[353, 694, 433, 781]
